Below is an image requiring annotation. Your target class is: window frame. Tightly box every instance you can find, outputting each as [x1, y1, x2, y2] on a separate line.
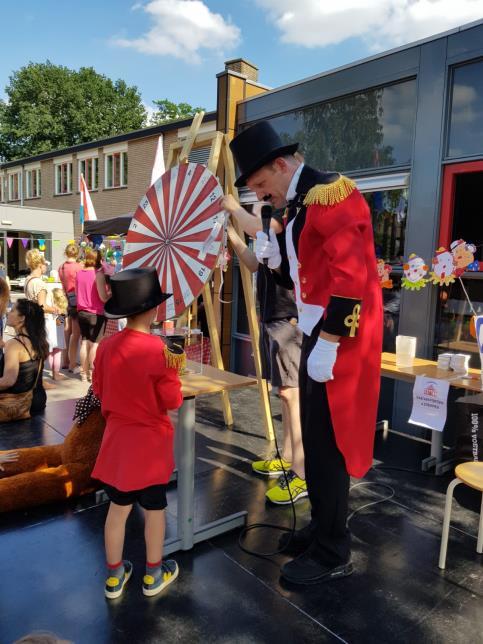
[78, 157, 99, 191]
[7, 171, 21, 201]
[439, 160, 483, 248]
[103, 145, 128, 190]
[25, 166, 41, 199]
[54, 161, 73, 195]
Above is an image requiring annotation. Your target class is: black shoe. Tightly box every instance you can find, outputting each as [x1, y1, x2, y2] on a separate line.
[281, 551, 353, 585]
[278, 523, 315, 555]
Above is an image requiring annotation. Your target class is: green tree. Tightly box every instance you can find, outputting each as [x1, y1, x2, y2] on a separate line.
[0, 61, 147, 161]
[150, 99, 205, 125]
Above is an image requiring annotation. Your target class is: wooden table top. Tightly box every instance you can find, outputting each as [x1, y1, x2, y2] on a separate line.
[181, 361, 258, 398]
[381, 352, 483, 393]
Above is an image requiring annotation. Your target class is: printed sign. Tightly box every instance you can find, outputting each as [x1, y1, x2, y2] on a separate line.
[409, 375, 450, 432]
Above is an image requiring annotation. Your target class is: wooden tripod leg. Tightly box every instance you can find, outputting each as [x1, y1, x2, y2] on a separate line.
[202, 282, 233, 427]
[220, 136, 275, 442]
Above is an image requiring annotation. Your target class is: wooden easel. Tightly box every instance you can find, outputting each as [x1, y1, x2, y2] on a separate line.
[166, 113, 275, 441]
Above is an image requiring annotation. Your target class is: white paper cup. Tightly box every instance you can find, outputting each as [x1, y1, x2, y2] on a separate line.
[396, 335, 417, 367]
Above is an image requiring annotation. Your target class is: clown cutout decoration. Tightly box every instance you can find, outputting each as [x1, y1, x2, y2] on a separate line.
[429, 247, 456, 286]
[450, 239, 479, 276]
[402, 253, 428, 290]
[377, 259, 393, 288]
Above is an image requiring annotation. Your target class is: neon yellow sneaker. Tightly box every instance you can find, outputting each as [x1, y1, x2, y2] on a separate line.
[252, 457, 292, 477]
[265, 470, 308, 504]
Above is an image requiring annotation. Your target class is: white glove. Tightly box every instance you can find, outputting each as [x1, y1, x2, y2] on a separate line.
[307, 337, 340, 382]
[255, 230, 282, 269]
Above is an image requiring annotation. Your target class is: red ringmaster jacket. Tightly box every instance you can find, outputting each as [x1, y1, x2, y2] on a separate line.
[278, 166, 383, 478]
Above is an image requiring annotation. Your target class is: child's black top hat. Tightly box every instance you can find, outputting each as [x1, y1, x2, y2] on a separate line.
[230, 121, 299, 188]
[104, 267, 171, 319]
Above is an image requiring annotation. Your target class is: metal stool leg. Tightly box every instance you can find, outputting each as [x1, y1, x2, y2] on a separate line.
[477, 493, 483, 555]
[439, 478, 462, 570]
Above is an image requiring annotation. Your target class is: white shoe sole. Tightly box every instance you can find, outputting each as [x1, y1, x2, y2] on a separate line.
[266, 490, 309, 505]
[105, 567, 132, 600]
[143, 564, 179, 597]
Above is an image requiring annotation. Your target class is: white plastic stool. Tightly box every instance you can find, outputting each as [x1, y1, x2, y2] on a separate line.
[439, 461, 483, 569]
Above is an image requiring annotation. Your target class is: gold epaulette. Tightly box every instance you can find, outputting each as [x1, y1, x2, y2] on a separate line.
[303, 175, 356, 207]
[164, 345, 187, 374]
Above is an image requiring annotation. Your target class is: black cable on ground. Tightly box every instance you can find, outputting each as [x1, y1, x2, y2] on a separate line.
[238, 260, 299, 559]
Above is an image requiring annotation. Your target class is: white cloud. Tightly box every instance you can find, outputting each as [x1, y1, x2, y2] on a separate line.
[114, 0, 241, 64]
[255, 0, 483, 50]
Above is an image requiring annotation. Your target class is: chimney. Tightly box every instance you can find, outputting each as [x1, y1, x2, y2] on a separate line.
[224, 58, 259, 83]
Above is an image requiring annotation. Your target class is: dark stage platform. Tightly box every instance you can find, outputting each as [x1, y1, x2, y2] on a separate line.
[1, 390, 482, 643]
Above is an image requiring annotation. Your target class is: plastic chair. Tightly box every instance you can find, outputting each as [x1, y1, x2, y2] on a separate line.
[439, 461, 483, 569]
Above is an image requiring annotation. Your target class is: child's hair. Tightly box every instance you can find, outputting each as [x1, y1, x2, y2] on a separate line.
[52, 288, 68, 315]
[64, 242, 80, 259]
[26, 249, 46, 271]
[84, 248, 102, 269]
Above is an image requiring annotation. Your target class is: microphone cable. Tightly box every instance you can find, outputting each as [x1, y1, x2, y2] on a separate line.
[238, 242, 299, 559]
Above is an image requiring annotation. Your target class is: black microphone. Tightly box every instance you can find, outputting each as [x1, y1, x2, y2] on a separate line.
[261, 205, 273, 266]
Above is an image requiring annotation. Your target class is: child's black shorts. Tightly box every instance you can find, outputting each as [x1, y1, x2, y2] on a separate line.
[103, 483, 168, 510]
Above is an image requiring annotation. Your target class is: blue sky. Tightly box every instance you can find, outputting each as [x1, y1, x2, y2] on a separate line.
[1, 1, 482, 117]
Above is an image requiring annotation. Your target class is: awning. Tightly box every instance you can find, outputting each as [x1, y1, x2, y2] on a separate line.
[84, 215, 133, 236]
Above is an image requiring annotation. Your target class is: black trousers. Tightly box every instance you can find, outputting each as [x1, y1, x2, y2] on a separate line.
[299, 323, 351, 567]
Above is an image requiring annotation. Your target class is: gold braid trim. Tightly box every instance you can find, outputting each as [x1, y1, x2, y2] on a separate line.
[303, 175, 356, 207]
[164, 345, 187, 374]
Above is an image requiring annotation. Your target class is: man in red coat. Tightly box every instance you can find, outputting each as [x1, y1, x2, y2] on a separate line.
[230, 121, 383, 584]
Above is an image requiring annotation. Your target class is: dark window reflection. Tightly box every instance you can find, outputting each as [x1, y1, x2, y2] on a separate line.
[264, 80, 417, 172]
[363, 188, 407, 265]
[448, 60, 483, 158]
[362, 187, 407, 351]
[382, 275, 402, 353]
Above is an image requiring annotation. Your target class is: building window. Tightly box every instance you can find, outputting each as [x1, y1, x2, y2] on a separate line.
[25, 168, 41, 198]
[79, 157, 98, 190]
[359, 180, 409, 352]
[0, 175, 6, 202]
[55, 162, 72, 195]
[8, 172, 21, 201]
[448, 59, 483, 159]
[363, 188, 408, 266]
[258, 79, 417, 173]
[105, 151, 128, 188]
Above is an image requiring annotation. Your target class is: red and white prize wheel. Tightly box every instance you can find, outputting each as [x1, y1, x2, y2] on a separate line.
[123, 163, 225, 320]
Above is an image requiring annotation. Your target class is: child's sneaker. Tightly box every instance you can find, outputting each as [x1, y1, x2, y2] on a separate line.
[104, 560, 133, 599]
[142, 560, 179, 597]
[252, 457, 291, 477]
[265, 470, 308, 504]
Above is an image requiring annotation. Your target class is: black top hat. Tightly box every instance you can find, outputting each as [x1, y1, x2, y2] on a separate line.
[230, 121, 299, 188]
[104, 267, 171, 319]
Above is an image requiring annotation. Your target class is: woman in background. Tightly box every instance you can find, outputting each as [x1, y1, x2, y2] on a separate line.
[0, 299, 48, 414]
[58, 243, 82, 372]
[24, 249, 63, 383]
[75, 248, 110, 382]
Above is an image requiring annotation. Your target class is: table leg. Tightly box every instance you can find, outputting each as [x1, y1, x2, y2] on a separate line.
[164, 396, 247, 557]
[176, 396, 196, 550]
